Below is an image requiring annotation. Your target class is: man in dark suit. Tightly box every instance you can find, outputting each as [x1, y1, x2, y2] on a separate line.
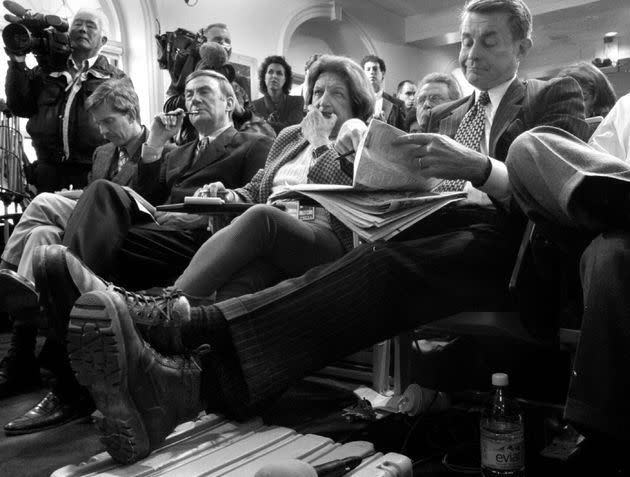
[0, 70, 270, 436]
[361, 55, 407, 130]
[61, 0, 589, 464]
[61, 69, 271, 289]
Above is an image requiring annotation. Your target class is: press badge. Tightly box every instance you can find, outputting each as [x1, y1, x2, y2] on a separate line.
[280, 201, 315, 222]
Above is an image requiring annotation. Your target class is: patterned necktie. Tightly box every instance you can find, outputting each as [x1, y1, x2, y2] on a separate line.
[117, 147, 129, 173]
[196, 136, 209, 160]
[432, 91, 490, 193]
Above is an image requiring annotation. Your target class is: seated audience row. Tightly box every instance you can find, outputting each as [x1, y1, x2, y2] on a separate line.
[0, 0, 626, 473]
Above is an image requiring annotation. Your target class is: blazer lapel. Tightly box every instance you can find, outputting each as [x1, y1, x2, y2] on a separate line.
[165, 141, 197, 184]
[90, 143, 116, 181]
[489, 78, 525, 155]
[381, 98, 394, 123]
[438, 95, 473, 138]
[180, 127, 238, 179]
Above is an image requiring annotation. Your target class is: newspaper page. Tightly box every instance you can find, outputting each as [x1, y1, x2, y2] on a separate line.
[352, 119, 441, 191]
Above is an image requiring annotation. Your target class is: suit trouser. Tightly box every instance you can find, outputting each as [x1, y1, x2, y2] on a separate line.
[507, 126, 630, 441]
[208, 204, 517, 413]
[62, 179, 208, 289]
[2, 193, 77, 282]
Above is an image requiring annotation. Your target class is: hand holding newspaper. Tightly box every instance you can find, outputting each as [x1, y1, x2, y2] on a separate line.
[270, 119, 466, 242]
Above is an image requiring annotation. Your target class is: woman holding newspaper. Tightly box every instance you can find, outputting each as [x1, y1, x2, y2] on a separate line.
[172, 55, 375, 300]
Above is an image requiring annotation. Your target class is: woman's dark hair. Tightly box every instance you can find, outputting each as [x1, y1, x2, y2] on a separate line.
[558, 61, 617, 117]
[258, 55, 293, 95]
[305, 55, 375, 123]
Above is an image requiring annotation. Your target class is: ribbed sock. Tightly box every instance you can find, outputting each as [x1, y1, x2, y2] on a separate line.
[182, 304, 229, 350]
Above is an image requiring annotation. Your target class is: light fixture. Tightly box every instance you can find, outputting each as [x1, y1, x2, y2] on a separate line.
[604, 32, 619, 66]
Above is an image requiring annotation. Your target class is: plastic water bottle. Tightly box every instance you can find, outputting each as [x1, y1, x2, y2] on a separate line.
[480, 373, 525, 476]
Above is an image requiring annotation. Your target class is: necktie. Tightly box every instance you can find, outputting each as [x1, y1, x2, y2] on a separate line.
[432, 91, 490, 193]
[117, 147, 130, 173]
[196, 137, 209, 159]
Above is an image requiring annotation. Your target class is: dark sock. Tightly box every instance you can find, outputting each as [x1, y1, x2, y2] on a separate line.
[182, 304, 228, 350]
[9, 322, 37, 358]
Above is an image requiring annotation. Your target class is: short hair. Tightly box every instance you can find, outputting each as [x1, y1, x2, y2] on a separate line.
[463, 0, 532, 41]
[557, 62, 617, 117]
[397, 80, 415, 95]
[305, 55, 375, 123]
[85, 77, 139, 122]
[360, 55, 386, 74]
[72, 8, 109, 38]
[417, 72, 462, 101]
[185, 69, 236, 104]
[204, 23, 228, 32]
[258, 55, 293, 95]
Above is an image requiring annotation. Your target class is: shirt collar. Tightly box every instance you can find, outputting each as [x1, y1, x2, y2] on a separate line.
[67, 55, 99, 76]
[474, 75, 515, 112]
[198, 124, 231, 144]
[120, 126, 145, 160]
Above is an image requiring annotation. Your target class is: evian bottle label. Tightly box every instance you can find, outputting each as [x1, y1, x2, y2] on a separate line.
[480, 428, 524, 470]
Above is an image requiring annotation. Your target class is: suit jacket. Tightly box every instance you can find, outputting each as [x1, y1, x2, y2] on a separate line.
[235, 124, 353, 250]
[381, 92, 407, 131]
[251, 94, 305, 135]
[426, 76, 588, 207]
[136, 127, 272, 205]
[87, 128, 147, 188]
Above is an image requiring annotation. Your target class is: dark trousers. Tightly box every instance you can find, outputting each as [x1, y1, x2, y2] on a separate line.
[210, 204, 518, 413]
[62, 179, 209, 289]
[31, 160, 90, 193]
[507, 126, 630, 441]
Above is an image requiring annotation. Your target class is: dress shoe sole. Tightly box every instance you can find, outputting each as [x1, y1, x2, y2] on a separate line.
[67, 291, 150, 464]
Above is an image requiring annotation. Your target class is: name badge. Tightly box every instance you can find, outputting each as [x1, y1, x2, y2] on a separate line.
[277, 201, 315, 222]
[298, 205, 315, 221]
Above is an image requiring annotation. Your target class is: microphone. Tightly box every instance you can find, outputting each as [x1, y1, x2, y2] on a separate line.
[197, 41, 228, 70]
[197, 41, 235, 82]
[4, 12, 20, 23]
[3, 0, 27, 18]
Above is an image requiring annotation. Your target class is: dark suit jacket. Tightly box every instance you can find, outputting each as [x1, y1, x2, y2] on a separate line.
[251, 94, 304, 135]
[381, 92, 407, 131]
[136, 126, 272, 205]
[420, 76, 589, 245]
[86, 128, 147, 188]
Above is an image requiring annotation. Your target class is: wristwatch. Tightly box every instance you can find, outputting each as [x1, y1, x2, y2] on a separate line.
[312, 144, 331, 159]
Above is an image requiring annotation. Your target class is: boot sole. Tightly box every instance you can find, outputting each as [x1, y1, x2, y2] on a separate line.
[67, 291, 150, 464]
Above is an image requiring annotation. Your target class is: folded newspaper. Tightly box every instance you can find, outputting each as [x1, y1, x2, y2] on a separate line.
[271, 120, 466, 242]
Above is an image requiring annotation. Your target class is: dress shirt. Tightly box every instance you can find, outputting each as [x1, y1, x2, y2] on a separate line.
[373, 90, 384, 118]
[464, 76, 516, 206]
[589, 92, 630, 162]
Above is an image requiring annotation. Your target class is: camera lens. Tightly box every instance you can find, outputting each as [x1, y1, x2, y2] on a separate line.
[2, 23, 32, 56]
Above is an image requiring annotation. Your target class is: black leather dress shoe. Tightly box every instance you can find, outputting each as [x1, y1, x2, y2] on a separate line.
[0, 269, 39, 313]
[67, 290, 204, 464]
[32, 244, 108, 340]
[3, 390, 93, 435]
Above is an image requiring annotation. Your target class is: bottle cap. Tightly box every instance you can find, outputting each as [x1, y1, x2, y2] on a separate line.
[492, 372, 509, 386]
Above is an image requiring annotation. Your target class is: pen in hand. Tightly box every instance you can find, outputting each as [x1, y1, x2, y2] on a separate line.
[164, 111, 199, 117]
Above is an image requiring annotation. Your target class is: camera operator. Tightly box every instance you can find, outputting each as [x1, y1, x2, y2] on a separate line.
[5, 7, 125, 193]
[162, 22, 274, 144]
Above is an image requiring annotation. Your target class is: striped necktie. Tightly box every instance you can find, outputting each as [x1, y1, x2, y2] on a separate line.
[432, 91, 490, 193]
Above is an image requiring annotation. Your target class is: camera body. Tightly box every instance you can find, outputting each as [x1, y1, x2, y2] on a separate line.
[2, 1, 70, 71]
